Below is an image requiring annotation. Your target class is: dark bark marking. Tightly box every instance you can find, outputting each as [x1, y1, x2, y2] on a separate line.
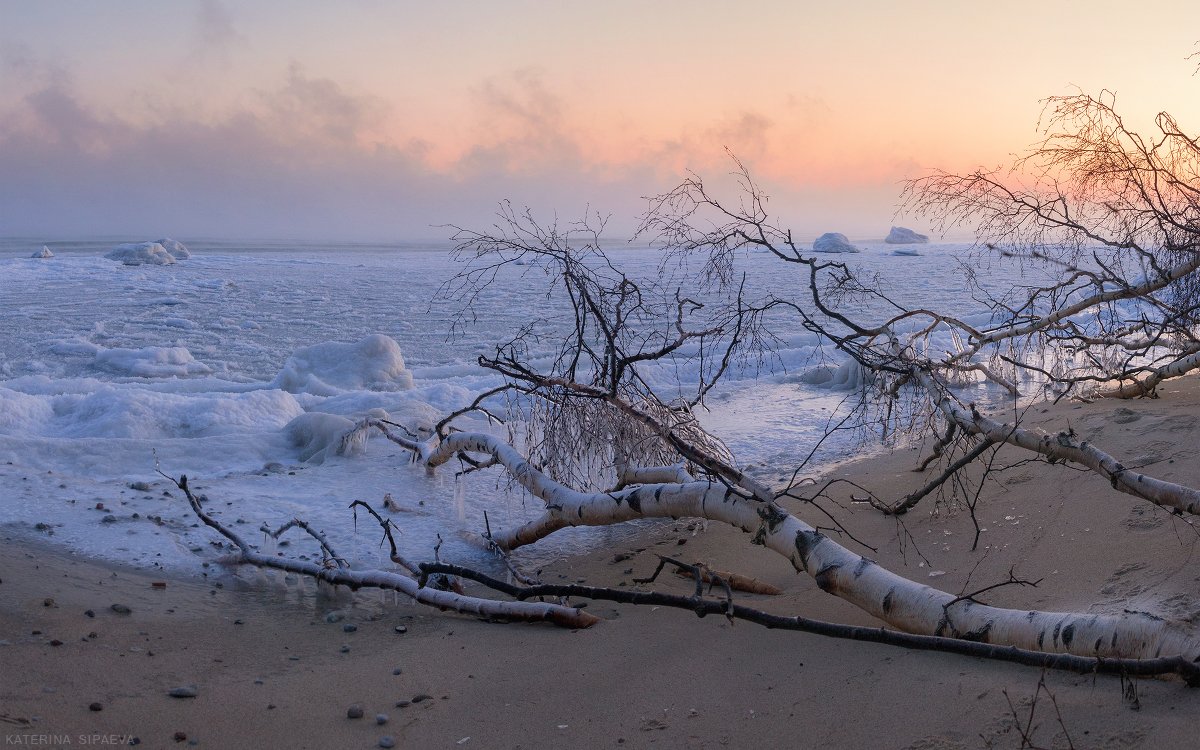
[882, 588, 895, 614]
[959, 621, 993, 643]
[813, 563, 842, 592]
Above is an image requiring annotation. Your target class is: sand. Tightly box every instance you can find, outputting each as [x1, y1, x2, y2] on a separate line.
[5, 381, 1200, 749]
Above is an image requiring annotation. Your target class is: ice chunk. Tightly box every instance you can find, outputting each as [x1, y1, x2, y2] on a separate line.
[104, 241, 176, 265]
[31, 246, 54, 258]
[812, 232, 859, 253]
[154, 237, 191, 259]
[273, 334, 415, 396]
[284, 412, 358, 463]
[94, 346, 213, 378]
[885, 226, 930, 244]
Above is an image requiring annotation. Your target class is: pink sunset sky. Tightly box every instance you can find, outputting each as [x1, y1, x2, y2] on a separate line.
[1, 0, 1197, 242]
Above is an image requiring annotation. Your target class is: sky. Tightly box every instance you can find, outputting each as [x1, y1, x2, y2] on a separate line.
[1, 1, 1197, 242]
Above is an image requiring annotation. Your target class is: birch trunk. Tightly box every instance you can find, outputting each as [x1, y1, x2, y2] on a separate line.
[376, 428, 1200, 663]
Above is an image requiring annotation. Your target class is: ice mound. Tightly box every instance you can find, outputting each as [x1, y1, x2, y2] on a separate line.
[155, 237, 191, 259]
[273, 334, 415, 396]
[0, 386, 304, 440]
[885, 226, 930, 244]
[95, 346, 213, 378]
[796, 360, 872, 389]
[31, 246, 54, 258]
[105, 241, 177, 265]
[892, 248, 921, 257]
[284, 407, 390, 463]
[812, 232, 860, 253]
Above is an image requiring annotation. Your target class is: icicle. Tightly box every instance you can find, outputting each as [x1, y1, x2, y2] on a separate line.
[261, 529, 277, 557]
[454, 476, 466, 522]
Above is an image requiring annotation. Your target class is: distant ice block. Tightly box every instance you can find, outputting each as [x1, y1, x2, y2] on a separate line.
[104, 241, 177, 265]
[273, 334, 415, 396]
[812, 232, 860, 253]
[885, 226, 929, 244]
[31, 246, 54, 258]
[154, 237, 191, 259]
[892, 248, 922, 256]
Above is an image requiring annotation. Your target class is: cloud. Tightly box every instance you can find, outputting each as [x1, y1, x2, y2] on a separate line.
[194, 0, 241, 56]
[0, 58, 912, 241]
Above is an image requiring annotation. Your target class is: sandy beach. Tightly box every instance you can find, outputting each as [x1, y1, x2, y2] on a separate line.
[5, 380, 1200, 749]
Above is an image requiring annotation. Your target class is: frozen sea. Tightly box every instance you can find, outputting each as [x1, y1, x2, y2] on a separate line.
[0, 237, 1020, 578]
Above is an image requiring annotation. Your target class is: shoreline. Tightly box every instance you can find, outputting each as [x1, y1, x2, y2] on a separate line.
[5, 382, 1200, 747]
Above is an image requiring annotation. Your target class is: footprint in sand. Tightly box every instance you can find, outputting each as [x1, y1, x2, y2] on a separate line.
[1098, 562, 1151, 598]
[1123, 505, 1166, 531]
[1135, 413, 1197, 435]
[1111, 407, 1143, 424]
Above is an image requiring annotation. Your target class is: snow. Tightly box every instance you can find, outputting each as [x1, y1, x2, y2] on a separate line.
[0, 239, 1024, 578]
[885, 226, 930, 244]
[812, 232, 860, 253]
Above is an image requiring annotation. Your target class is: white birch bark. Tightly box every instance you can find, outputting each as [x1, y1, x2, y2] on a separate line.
[378, 430, 1200, 662]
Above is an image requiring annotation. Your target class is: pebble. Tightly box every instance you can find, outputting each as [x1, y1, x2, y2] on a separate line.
[168, 686, 198, 699]
[342, 623, 357, 633]
[346, 704, 364, 719]
[110, 603, 132, 615]
[375, 713, 388, 725]
[129, 481, 151, 492]
[101, 514, 117, 524]
[394, 701, 410, 708]
[340, 645, 351, 653]
[378, 737, 396, 749]
[85, 609, 95, 618]
[411, 694, 432, 703]
[173, 731, 187, 742]
[391, 668, 402, 676]
[324, 611, 344, 623]
[89, 702, 103, 712]
[393, 625, 407, 634]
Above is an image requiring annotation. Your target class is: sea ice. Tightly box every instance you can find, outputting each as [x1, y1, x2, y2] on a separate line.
[31, 246, 54, 258]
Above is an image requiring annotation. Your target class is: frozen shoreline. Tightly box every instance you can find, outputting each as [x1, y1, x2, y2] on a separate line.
[1, 240, 1016, 575]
